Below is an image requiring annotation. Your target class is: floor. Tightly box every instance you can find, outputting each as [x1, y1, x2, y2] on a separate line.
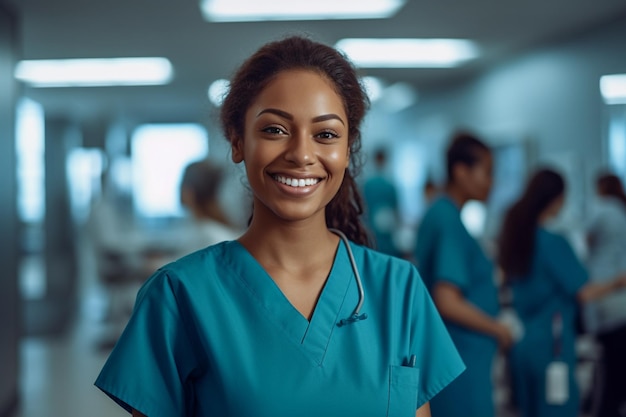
[12, 318, 128, 417]
[11, 232, 136, 417]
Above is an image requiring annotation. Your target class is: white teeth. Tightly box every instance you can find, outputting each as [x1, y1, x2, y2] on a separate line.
[273, 175, 320, 188]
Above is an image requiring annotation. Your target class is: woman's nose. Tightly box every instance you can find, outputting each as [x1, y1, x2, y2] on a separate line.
[284, 133, 315, 165]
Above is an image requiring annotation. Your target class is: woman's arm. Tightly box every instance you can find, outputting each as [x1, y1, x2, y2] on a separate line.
[433, 282, 513, 349]
[132, 410, 147, 417]
[416, 401, 431, 417]
[578, 274, 626, 303]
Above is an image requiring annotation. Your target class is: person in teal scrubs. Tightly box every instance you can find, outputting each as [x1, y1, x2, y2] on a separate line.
[95, 35, 465, 417]
[414, 131, 513, 417]
[363, 147, 401, 257]
[497, 168, 626, 417]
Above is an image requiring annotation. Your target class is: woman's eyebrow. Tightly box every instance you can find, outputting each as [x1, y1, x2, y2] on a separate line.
[257, 108, 292, 120]
[257, 108, 345, 126]
[312, 114, 345, 126]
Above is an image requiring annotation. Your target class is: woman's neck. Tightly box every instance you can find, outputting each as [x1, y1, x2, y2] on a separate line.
[445, 183, 468, 209]
[538, 211, 552, 226]
[238, 212, 339, 275]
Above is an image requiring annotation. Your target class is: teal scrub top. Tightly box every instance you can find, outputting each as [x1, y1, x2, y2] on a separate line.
[363, 175, 400, 256]
[508, 228, 588, 417]
[95, 239, 464, 417]
[414, 195, 499, 417]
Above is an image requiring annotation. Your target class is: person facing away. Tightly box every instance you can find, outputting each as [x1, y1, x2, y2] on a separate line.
[584, 172, 626, 417]
[177, 159, 241, 254]
[497, 168, 626, 417]
[363, 147, 401, 257]
[413, 130, 513, 417]
[94, 35, 465, 417]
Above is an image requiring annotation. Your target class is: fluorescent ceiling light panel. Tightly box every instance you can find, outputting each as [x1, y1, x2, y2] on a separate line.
[200, 0, 405, 22]
[335, 38, 479, 68]
[15, 57, 173, 87]
[600, 74, 626, 104]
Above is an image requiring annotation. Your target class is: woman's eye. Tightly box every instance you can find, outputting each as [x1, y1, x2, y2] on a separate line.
[317, 131, 339, 140]
[262, 126, 286, 135]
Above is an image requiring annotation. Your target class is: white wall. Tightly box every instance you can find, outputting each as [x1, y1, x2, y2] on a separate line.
[391, 17, 626, 227]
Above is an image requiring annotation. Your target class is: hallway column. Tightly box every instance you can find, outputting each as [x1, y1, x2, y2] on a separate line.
[22, 119, 80, 337]
[0, 4, 20, 417]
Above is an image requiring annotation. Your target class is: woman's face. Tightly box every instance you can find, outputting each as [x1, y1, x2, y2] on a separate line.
[232, 69, 350, 224]
[457, 151, 493, 202]
[545, 193, 565, 219]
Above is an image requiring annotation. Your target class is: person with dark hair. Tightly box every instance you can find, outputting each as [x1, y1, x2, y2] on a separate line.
[414, 131, 512, 417]
[584, 172, 626, 417]
[362, 147, 401, 257]
[423, 177, 439, 205]
[497, 168, 626, 417]
[177, 159, 240, 253]
[95, 35, 464, 417]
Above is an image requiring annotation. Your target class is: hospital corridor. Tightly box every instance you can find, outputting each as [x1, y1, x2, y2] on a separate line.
[2, 1, 626, 416]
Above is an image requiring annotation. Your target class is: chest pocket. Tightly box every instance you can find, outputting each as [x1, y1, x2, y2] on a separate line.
[387, 365, 420, 417]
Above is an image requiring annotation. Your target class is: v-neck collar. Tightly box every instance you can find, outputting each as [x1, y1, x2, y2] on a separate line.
[226, 239, 355, 365]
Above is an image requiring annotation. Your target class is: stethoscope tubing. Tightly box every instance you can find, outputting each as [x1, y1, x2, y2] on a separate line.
[329, 228, 368, 326]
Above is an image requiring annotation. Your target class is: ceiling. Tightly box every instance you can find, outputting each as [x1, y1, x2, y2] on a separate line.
[7, 0, 626, 126]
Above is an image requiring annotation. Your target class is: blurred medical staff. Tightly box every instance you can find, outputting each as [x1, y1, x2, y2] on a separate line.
[498, 168, 626, 417]
[415, 131, 513, 417]
[363, 147, 401, 257]
[585, 173, 626, 417]
[178, 159, 242, 254]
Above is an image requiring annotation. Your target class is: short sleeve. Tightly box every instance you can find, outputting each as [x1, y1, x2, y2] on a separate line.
[544, 233, 589, 297]
[433, 218, 471, 291]
[95, 270, 202, 417]
[410, 267, 466, 407]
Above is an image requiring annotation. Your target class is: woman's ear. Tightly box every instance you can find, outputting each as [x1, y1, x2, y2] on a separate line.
[180, 187, 194, 208]
[231, 136, 244, 163]
[452, 163, 468, 184]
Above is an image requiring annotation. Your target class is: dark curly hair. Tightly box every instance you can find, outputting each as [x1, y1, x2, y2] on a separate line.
[220, 35, 371, 246]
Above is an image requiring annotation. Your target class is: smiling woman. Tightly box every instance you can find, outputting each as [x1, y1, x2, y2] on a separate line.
[94, 35, 464, 417]
[232, 69, 351, 228]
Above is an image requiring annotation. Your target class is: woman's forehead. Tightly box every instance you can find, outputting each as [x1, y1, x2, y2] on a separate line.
[247, 69, 347, 119]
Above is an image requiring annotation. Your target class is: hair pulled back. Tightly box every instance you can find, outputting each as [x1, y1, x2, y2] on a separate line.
[498, 168, 565, 278]
[180, 160, 223, 208]
[220, 35, 371, 246]
[597, 173, 626, 209]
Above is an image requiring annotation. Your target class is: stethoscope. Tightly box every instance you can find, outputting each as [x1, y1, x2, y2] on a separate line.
[329, 228, 368, 327]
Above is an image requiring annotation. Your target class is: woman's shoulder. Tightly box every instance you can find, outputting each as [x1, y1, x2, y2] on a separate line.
[351, 240, 410, 263]
[148, 241, 239, 288]
[424, 196, 457, 218]
[536, 227, 573, 254]
[419, 196, 463, 234]
[350, 242, 422, 284]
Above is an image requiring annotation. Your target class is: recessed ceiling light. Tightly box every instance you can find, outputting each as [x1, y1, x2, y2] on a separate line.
[207, 79, 230, 107]
[335, 38, 479, 68]
[14, 58, 174, 87]
[200, 0, 405, 22]
[600, 74, 626, 104]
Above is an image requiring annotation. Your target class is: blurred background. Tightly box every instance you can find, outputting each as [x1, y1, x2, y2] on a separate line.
[1, 0, 626, 416]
